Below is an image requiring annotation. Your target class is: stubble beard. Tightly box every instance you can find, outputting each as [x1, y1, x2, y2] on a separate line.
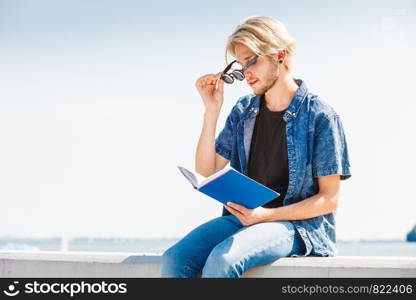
[253, 60, 280, 96]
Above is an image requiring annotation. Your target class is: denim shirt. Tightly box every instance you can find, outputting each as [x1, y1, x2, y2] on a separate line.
[215, 79, 351, 257]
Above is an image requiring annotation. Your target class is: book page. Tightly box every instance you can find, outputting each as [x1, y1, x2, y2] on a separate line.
[177, 166, 206, 188]
[193, 171, 207, 186]
[199, 167, 232, 189]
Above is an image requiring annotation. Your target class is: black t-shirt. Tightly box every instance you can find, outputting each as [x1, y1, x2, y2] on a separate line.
[247, 95, 289, 208]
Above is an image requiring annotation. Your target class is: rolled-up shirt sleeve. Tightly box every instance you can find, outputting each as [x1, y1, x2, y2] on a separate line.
[214, 108, 236, 161]
[312, 113, 351, 180]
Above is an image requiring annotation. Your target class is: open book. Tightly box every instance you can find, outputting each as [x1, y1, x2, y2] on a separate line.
[178, 166, 279, 209]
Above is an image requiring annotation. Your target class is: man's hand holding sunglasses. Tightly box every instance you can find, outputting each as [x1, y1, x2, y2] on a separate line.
[195, 72, 225, 116]
[195, 55, 258, 116]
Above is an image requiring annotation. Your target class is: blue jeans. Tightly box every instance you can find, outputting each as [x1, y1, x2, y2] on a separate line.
[161, 215, 306, 278]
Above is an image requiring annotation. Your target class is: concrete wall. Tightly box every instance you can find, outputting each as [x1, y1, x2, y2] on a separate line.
[1, 251, 416, 278]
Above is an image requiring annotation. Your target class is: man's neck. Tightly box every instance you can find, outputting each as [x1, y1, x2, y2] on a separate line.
[264, 75, 299, 112]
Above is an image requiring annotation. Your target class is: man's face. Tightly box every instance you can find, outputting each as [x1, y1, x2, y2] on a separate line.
[234, 43, 280, 95]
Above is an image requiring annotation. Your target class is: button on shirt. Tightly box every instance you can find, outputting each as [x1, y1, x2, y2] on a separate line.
[215, 79, 351, 257]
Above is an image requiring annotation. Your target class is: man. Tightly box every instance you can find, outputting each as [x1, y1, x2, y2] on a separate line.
[161, 16, 351, 278]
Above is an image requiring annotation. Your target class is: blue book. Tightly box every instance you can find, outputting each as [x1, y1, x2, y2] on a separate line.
[178, 166, 279, 209]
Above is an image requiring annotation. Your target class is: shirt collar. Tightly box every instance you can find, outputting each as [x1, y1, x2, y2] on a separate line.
[243, 78, 308, 122]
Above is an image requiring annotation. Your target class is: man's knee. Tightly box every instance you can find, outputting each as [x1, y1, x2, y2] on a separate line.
[201, 246, 242, 278]
[161, 246, 184, 277]
[161, 246, 175, 266]
[161, 245, 201, 278]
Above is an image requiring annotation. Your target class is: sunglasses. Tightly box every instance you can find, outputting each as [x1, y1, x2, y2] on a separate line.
[221, 55, 259, 84]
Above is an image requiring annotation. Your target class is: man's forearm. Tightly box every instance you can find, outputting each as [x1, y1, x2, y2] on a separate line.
[264, 192, 338, 222]
[195, 111, 220, 177]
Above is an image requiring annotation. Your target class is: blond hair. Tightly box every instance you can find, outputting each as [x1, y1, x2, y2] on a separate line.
[225, 16, 296, 72]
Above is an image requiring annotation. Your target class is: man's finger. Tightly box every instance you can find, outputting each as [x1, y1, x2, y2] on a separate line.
[224, 204, 242, 217]
[217, 74, 224, 93]
[227, 202, 246, 213]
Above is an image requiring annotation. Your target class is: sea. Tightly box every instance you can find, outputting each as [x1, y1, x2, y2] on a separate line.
[0, 237, 415, 257]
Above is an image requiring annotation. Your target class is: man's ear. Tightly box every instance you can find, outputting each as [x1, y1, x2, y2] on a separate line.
[278, 50, 286, 63]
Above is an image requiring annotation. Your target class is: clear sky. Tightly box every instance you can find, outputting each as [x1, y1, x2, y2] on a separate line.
[0, 0, 415, 240]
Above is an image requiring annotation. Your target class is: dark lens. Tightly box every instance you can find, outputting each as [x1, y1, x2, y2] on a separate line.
[232, 70, 244, 81]
[222, 74, 234, 84]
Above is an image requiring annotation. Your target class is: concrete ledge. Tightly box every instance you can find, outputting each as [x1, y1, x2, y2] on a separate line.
[1, 251, 416, 278]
